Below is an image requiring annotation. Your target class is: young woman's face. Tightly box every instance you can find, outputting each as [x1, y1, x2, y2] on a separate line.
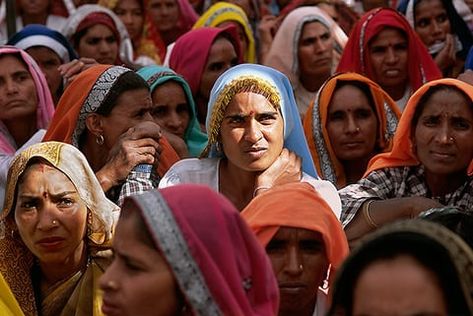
[148, 0, 180, 33]
[413, 88, 473, 177]
[26, 46, 63, 101]
[219, 92, 284, 172]
[326, 84, 378, 162]
[414, 0, 451, 48]
[77, 24, 119, 65]
[114, 0, 144, 44]
[100, 209, 179, 316]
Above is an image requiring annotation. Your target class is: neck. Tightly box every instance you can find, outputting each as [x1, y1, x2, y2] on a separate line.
[279, 299, 316, 316]
[342, 154, 376, 186]
[383, 83, 407, 101]
[299, 72, 330, 92]
[22, 13, 48, 26]
[4, 115, 37, 148]
[81, 133, 107, 173]
[219, 158, 257, 210]
[160, 29, 180, 46]
[195, 95, 208, 126]
[39, 242, 87, 290]
[425, 169, 467, 197]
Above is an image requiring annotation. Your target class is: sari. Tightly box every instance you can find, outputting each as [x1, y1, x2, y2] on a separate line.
[303, 72, 401, 188]
[336, 8, 441, 106]
[136, 65, 208, 157]
[125, 184, 279, 315]
[194, 1, 256, 63]
[0, 272, 23, 316]
[241, 182, 349, 289]
[328, 220, 473, 315]
[265, 6, 347, 117]
[98, 0, 166, 65]
[0, 141, 119, 316]
[61, 4, 135, 68]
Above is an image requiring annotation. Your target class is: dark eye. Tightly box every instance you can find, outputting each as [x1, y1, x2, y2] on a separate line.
[300, 240, 323, 253]
[258, 113, 277, 124]
[452, 118, 471, 130]
[416, 18, 429, 28]
[370, 46, 385, 54]
[422, 116, 440, 127]
[437, 14, 448, 23]
[152, 106, 167, 117]
[229, 116, 245, 124]
[106, 36, 117, 44]
[329, 111, 344, 122]
[87, 38, 100, 45]
[356, 109, 373, 120]
[209, 62, 224, 72]
[20, 199, 37, 209]
[176, 104, 189, 114]
[58, 198, 74, 207]
[266, 239, 285, 254]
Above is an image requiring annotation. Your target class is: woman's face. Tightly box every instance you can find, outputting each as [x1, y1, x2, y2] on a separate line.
[352, 255, 447, 315]
[98, 88, 154, 149]
[26, 46, 63, 100]
[266, 227, 328, 315]
[219, 92, 284, 172]
[114, 0, 144, 44]
[217, 21, 248, 61]
[413, 88, 473, 177]
[148, 0, 179, 33]
[0, 54, 38, 123]
[297, 21, 333, 82]
[14, 163, 87, 267]
[326, 84, 378, 162]
[19, 0, 49, 15]
[100, 209, 179, 316]
[151, 81, 190, 139]
[77, 24, 118, 65]
[199, 37, 238, 103]
[414, 0, 450, 48]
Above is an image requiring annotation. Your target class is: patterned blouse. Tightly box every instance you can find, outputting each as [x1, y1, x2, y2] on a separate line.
[339, 165, 473, 227]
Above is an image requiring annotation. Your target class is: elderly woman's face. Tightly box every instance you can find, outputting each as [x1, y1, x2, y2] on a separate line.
[414, 88, 473, 177]
[414, 0, 450, 48]
[77, 24, 118, 65]
[100, 209, 179, 316]
[14, 163, 87, 266]
[26, 46, 63, 100]
[266, 227, 328, 315]
[219, 92, 284, 172]
[353, 255, 447, 315]
[326, 84, 378, 162]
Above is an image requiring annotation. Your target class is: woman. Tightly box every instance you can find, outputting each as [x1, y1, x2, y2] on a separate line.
[43, 65, 179, 206]
[264, 6, 347, 118]
[62, 4, 135, 67]
[337, 8, 441, 111]
[99, 0, 166, 65]
[328, 220, 473, 315]
[137, 65, 208, 157]
[194, 1, 256, 63]
[398, 0, 473, 78]
[303, 72, 401, 188]
[0, 46, 55, 207]
[168, 26, 242, 128]
[7, 24, 78, 105]
[160, 63, 341, 214]
[339, 78, 473, 243]
[100, 184, 279, 315]
[242, 182, 349, 316]
[148, 0, 199, 46]
[0, 141, 119, 316]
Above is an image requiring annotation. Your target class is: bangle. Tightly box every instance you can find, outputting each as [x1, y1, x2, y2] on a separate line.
[253, 185, 272, 197]
[362, 200, 378, 229]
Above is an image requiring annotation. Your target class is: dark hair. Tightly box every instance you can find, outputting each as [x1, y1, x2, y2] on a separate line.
[411, 84, 472, 130]
[120, 198, 156, 250]
[0, 52, 29, 72]
[96, 71, 149, 116]
[328, 221, 470, 315]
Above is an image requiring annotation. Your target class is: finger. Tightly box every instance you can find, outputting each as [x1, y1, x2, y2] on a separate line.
[126, 122, 162, 140]
[123, 137, 160, 150]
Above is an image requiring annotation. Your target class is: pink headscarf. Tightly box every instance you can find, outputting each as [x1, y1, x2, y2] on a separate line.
[169, 26, 242, 96]
[177, 0, 199, 31]
[0, 46, 54, 154]
[125, 184, 279, 315]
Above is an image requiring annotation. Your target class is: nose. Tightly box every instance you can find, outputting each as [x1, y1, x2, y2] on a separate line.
[143, 111, 154, 122]
[284, 246, 303, 276]
[166, 112, 182, 131]
[243, 119, 262, 143]
[345, 114, 360, 134]
[435, 121, 452, 145]
[37, 203, 60, 231]
[385, 47, 398, 64]
[98, 40, 111, 54]
[314, 39, 329, 54]
[122, 12, 133, 25]
[99, 260, 119, 292]
[431, 20, 443, 36]
[5, 78, 19, 95]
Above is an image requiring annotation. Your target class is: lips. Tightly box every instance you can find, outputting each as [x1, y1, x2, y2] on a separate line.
[279, 282, 307, 294]
[384, 69, 401, 77]
[340, 141, 364, 149]
[430, 151, 455, 160]
[101, 298, 121, 316]
[244, 147, 267, 159]
[36, 237, 65, 250]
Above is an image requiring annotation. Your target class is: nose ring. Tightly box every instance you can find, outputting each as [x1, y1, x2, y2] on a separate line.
[299, 264, 303, 271]
[356, 127, 360, 132]
[52, 220, 58, 225]
[449, 136, 455, 142]
[107, 280, 118, 290]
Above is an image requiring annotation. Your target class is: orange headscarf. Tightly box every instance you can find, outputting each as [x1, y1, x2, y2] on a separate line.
[365, 78, 473, 176]
[43, 64, 178, 177]
[303, 72, 401, 188]
[241, 182, 349, 287]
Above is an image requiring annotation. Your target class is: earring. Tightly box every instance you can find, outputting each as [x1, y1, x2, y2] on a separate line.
[96, 134, 104, 145]
[216, 142, 222, 152]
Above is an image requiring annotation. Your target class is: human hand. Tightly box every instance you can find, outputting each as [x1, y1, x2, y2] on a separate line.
[96, 121, 162, 190]
[254, 148, 302, 190]
[258, 15, 278, 43]
[434, 34, 456, 72]
[457, 70, 473, 85]
[162, 129, 189, 158]
[59, 57, 98, 85]
[405, 196, 444, 218]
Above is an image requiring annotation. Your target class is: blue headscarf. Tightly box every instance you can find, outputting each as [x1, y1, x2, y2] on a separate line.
[7, 24, 77, 63]
[203, 63, 318, 178]
[137, 65, 208, 157]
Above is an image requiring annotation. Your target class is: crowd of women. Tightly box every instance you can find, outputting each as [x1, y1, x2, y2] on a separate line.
[0, 0, 473, 315]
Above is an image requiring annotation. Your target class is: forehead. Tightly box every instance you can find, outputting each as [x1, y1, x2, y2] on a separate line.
[415, 0, 445, 13]
[300, 21, 329, 38]
[330, 84, 371, 111]
[26, 46, 62, 62]
[84, 24, 115, 37]
[225, 92, 276, 113]
[420, 88, 472, 115]
[369, 27, 407, 46]
[116, 0, 142, 9]
[272, 226, 324, 241]
[115, 88, 152, 108]
[0, 54, 28, 70]
[18, 163, 76, 191]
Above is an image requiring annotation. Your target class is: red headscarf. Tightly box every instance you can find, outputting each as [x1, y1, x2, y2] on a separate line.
[169, 26, 242, 96]
[241, 182, 349, 288]
[126, 185, 280, 315]
[336, 8, 441, 93]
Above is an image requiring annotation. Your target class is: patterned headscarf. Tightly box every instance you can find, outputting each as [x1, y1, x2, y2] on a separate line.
[123, 184, 279, 315]
[0, 141, 119, 315]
